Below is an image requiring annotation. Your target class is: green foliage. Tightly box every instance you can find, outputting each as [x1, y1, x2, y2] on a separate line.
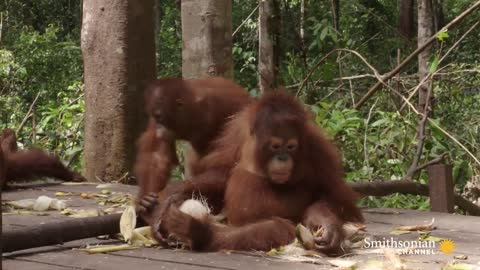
[311, 100, 417, 182]
[0, 24, 84, 168]
[0, 0, 82, 42]
[7, 25, 82, 100]
[156, 1, 182, 77]
[362, 194, 430, 210]
[233, 44, 258, 93]
[310, 87, 480, 210]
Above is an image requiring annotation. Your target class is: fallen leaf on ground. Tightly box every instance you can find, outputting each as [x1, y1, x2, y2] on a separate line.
[61, 182, 98, 186]
[327, 258, 358, 269]
[396, 218, 435, 231]
[79, 244, 140, 254]
[418, 232, 444, 242]
[96, 183, 115, 189]
[55, 192, 73, 196]
[66, 209, 100, 218]
[390, 230, 411, 235]
[454, 255, 468, 260]
[443, 261, 478, 270]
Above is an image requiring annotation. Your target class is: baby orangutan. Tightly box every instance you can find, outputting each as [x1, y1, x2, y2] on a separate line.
[139, 91, 363, 255]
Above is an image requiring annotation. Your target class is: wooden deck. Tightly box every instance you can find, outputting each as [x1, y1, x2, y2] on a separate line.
[2, 183, 480, 270]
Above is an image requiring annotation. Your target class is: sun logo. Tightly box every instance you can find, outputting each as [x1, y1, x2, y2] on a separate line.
[439, 239, 455, 254]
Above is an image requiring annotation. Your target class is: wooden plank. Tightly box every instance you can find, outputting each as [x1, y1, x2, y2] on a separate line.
[4, 187, 480, 270]
[39, 183, 138, 195]
[3, 235, 326, 270]
[3, 259, 75, 270]
[4, 181, 137, 194]
[6, 249, 328, 270]
[364, 208, 480, 234]
[2, 184, 137, 201]
[112, 248, 327, 270]
[3, 238, 122, 258]
[365, 222, 480, 259]
[428, 164, 455, 213]
[2, 184, 131, 231]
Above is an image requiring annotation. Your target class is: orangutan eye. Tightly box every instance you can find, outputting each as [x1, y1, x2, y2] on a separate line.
[287, 144, 297, 151]
[270, 143, 281, 151]
[176, 99, 184, 107]
[286, 140, 298, 151]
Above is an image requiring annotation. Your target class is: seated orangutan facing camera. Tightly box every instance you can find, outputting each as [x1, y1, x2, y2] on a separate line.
[138, 91, 364, 255]
[134, 77, 251, 198]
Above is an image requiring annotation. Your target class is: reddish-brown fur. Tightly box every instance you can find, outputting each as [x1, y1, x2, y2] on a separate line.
[0, 145, 5, 188]
[135, 77, 251, 197]
[134, 118, 179, 198]
[1, 128, 18, 154]
[0, 129, 86, 189]
[140, 91, 363, 255]
[144, 77, 251, 157]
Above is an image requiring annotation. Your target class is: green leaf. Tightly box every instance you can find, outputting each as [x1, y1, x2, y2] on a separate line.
[370, 118, 389, 127]
[320, 27, 328, 41]
[387, 159, 402, 165]
[429, 56, 439, 73]
[436, 30, 449, 41]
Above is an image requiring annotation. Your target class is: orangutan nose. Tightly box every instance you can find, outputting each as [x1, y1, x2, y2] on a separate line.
[276, 154, 290, 162]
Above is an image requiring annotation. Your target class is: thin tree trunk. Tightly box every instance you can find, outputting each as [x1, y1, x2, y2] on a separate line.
[258, 0, 280, 93]
[331, 0, 340, 33]
[154, 0, 163, 36]
[299, 0, 308, 77]
[432, 0, 445, 31]
[417, 0, 434, 113]
[0, 147, 4, 263]
[181, 0, 233, 79]
[399, 0, 414, 40]
[81, 0, 156, 182]
[300, 0, 305, 42]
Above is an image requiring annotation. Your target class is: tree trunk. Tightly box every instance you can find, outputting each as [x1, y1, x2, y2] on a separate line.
[154, 0, 163, 36]
[417, 0, 434, 113]
[181, 0, 233, 79]
[0, 148, 4, 262]
[81, 0, 156, 182]
[432, 0, 445, 32]
[331, 0, 340, 33]
[399, 0, 414, 40]
[258, 0, 280, 93]
[300, 0, 305, 44]
[299, 0, 308, 74]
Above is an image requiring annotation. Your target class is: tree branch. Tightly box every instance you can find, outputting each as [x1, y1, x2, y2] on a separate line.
[350, 180, 480, 216]
[232, 4, 259, 37]
[354, 0, 480, 109]
[16, 92, 41, 134]
[295, 48, 383, 97]
[414, 153, 447, 173]
[399, 20, 480, 111]
[405, 79, 434, 180]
